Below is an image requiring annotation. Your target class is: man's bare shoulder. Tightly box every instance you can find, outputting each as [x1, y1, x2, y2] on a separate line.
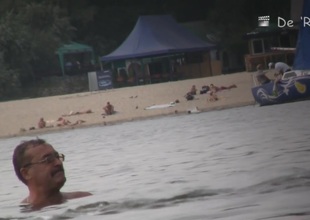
[63, 191, 93, 200]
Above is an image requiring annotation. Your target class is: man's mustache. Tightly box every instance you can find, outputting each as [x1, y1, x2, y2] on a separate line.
[51, 166, 64, 176]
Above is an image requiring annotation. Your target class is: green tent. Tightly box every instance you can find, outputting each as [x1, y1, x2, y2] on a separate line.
[56, 42, 95, 76]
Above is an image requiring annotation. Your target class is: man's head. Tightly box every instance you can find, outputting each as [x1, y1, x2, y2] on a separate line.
[12, 139, 66, 191]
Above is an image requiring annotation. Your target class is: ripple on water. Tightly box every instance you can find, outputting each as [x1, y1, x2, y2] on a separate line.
[1, 101, 310, 219]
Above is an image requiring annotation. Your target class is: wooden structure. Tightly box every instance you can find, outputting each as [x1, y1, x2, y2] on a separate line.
[244, 50, 295, 72]
[244, 25, 298, 71]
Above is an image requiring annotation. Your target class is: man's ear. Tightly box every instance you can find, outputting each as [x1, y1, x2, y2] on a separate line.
[20, 167, 31, 182]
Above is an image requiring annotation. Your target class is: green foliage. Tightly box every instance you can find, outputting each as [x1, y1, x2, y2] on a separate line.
[204, 0, 291, 58]
[0, 0, 293, 100]
[0, 53, 21, 99]
[0, 2, 75, 85]
[0, 11, 31, 83]
[205, 0, 252, 51]
[206, 0, 290, 51]
[20, 3, 75, 78]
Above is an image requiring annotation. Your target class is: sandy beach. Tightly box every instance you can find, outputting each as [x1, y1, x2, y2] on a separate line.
[0, 71, 257, 139]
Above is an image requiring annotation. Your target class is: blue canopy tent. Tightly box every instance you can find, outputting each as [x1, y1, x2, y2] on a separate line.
[101, 15, 216, 85]
[101, 15, 215, 61]
[293, 0, 310, 69]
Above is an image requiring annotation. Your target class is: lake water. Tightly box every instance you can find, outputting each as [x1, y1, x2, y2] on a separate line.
[1, 100, 310, 220]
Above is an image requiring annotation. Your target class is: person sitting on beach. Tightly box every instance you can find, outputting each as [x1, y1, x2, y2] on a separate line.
[200, 85, 210, 94]
[12, 138, 92, 210]
[37, 118, 46, 129]
[256, 64, 271, 85]
[209, 84, 219, 93]
[185, 92, 194, 101]
[103, 102, 115, 115]
[189, 85, 197, 95]
[208, 92, 219, 102]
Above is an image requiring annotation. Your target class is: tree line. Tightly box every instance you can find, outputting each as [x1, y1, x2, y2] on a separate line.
[0, 0, 290, 99]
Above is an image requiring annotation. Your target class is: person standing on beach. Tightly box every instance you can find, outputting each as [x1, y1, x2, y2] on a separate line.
[12, 138, 92, 210]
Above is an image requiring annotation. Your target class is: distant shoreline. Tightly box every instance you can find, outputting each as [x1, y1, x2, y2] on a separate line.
[0, 71, 256, 140]
[1, 100, 255, 140]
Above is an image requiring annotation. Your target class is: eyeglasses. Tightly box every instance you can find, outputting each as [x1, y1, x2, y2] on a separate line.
[23, 153, 65, 168]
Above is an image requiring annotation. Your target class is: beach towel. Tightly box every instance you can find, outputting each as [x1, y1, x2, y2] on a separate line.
[144, 102, 176, 110]
[187, 106, 201, 114]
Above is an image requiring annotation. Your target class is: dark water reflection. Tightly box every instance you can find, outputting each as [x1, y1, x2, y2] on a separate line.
[1, 101, 310, 220]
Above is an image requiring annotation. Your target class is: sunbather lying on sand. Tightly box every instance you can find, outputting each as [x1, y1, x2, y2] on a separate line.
[56, 117, 71, 127]
[209, 83, 237, 93]
[71, 119, 86, 126]
[62, 109, 93, 117]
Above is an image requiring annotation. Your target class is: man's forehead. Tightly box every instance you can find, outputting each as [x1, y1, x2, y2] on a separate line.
[25, 144, 55, 157]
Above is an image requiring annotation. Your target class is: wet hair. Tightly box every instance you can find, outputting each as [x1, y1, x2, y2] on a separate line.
[12, 138, 47, 185]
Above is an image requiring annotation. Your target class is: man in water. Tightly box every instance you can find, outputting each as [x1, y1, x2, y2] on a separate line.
[12, 138, 92, 209]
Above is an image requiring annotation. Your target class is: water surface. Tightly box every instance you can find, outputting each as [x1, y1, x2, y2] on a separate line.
[1, 101, 310, 219]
